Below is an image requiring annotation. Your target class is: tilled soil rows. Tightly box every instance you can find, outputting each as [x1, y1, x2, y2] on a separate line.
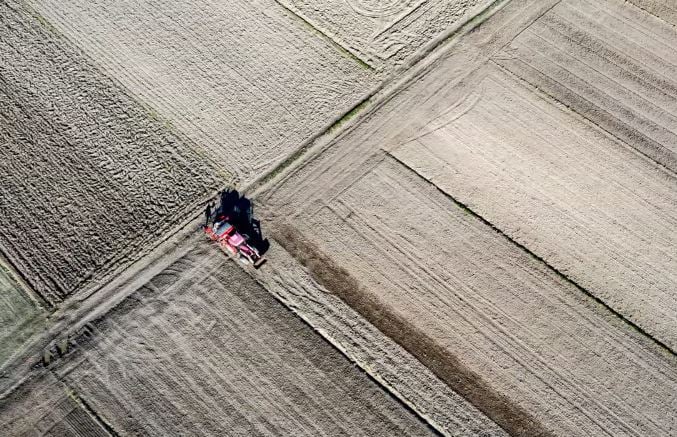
[277, 0, 493, 71]
[495, 0, 677, 172]
[3, 0, 677, 435]
[627, 0, 677, 25]
[24, 0, 379, 182]
[0, 369, 111, 436]
[258, 0, 677, 434]
[395, 62, 677, 351]
[43, 242, 434, 436]
[0, 1, 220, 305]
[270, 157, 677, 436]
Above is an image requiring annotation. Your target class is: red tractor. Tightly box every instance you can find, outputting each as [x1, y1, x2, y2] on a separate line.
[205, 220, 266, 268]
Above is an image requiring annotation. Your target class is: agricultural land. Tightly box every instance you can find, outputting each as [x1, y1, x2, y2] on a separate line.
[1, 0, 676, 436]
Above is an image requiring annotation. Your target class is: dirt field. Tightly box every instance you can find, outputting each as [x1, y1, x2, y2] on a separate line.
[267, 157, 677, 436]
[393, 0, 677, 351]
[258, 0, 677, 434]
[252, 241, 507, 436]
[30, 241, 434, 436]
[3, 0, 677, 435]
[24, 0, 378, 182]
[0, 1, 220, 304]
[495, 0, 677, 172]
[628, 0, 677, 25]
[395, 62, 677, 351]
[0, 262, 46, 369]
[277, 0, 493, 71]
[0, 370, 111, 436]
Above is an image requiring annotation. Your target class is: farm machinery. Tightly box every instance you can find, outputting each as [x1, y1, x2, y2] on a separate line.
[204, 189, 266, 268]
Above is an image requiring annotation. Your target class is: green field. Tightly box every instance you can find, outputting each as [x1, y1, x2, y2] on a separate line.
[0, 263, 46, 367]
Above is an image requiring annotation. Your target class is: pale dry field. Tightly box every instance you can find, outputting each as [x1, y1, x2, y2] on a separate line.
[37, 241, 434, 436]
[0, 1, 220, 305]
[2, 0, 677, 435]
[0, 263, 46, 368]
[395, 62, 677, 350]
[251, 241, 507, 436]
[23, 0, 495, 182]
[259, 0, 677, 434]
[24, 0, 377, 181]
[396, 0, 677, 350]
[628, 0, 677, 25]
[277, 0, 493, 71]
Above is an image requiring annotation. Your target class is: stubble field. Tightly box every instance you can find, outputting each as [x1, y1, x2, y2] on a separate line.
[0, 1, 220, 305]
[259, 0, 677, 435]
[1, 0, 677, 435]
[14, 241, 435, 436]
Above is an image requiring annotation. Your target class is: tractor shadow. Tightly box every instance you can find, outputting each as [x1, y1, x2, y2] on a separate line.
[213, 189, 270, 255]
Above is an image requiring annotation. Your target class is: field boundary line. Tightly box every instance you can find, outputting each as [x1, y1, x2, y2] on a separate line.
[0, 249, 50, 310]
[248, 0, 515, 198]
[64, 385, 120, 437]
[243, 257, 447, 436]
[273, 0, 375, 70]
[490, 58, 677, 179]
[387, 151, 677, 358]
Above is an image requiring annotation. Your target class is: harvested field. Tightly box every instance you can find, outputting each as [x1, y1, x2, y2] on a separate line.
[25, 0, 378, 181]
[0, 370, 111, 436]
[46, 241, 433, 436]
[0, 1, 220, 305]
[269, 157, 677, 436]
[259, 0, 677, 434]
[277, 0, 493, 71]
[495, 0, 677, 172]
[0, 262, 46, 368]
[627, 0, 677, 25]
[252, 241, 507, 436]
[3, 0, 677, 434]
[395, 62, 677, 351]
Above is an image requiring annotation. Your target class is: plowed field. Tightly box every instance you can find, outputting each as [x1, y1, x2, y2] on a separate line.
[2, 0, 677, 435]
[0, 1, 220, 304]
[259, 0, 677, 434]
[43, 242, 434, 436]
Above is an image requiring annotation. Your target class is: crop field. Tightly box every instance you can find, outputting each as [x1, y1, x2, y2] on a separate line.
[24, 0, 378, 181]
[0, 1, 220, 305]
[0, 370, 110, 436]
[259, 0, 677, 435]
[277, 0, 494, 71]
[0, 263, 46, 368]
[33, 241, 433, 436]
[2, 0, 677, 435]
